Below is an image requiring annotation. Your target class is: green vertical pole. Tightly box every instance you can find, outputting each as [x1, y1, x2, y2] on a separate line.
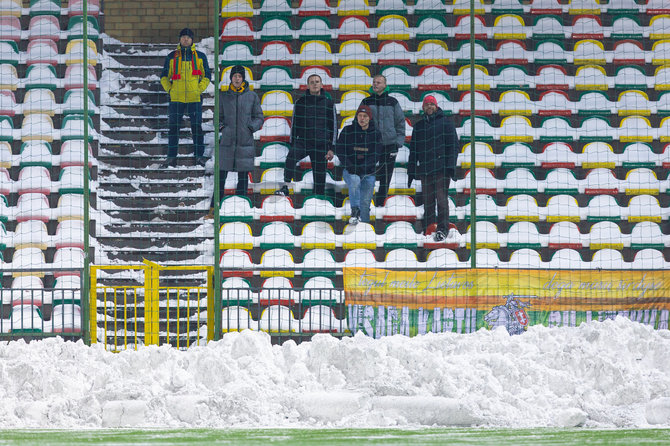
[469, 0, 477, 268]
[82, 0, 91, 344]
[213, 0, 222, 340]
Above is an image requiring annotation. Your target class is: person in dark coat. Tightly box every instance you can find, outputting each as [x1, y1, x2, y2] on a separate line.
[276, 74, 337, 197]
[359, 74, 406, 206]
[159, 27, 211, 168]
[207, 65, 263, 215]
[408, 95, 460, 241]
[330, 105, 382, 224]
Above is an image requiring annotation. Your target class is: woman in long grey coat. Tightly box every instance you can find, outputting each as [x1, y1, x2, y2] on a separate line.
[210, 65, 263, 212]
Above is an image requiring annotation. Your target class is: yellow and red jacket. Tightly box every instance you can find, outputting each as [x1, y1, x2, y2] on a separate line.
[160, 44, 211, 103]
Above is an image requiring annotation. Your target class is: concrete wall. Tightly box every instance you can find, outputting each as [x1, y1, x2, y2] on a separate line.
[101, 0, 216, 44]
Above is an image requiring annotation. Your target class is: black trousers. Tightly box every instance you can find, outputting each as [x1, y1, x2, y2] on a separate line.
[420, 173, 450, 233]
[283, 144, 328, 196]
[375, 144, 398, 205]
[211, 170, 248, 207]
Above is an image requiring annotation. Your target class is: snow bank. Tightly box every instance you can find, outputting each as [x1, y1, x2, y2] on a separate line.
[0, 317, 668, 429]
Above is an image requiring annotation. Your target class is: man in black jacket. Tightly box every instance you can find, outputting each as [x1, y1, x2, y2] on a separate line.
[360, 74, 406, 205]
[276, 74, 337, 196]
[408, 95, 460, 242]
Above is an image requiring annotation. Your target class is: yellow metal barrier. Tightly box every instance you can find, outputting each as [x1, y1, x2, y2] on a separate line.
[90, 261, 214, 351]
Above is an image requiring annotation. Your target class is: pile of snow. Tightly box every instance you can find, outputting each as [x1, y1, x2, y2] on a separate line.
[0, 317, 668, 429]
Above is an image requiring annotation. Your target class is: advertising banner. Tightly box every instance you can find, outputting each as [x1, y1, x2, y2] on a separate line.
[344, 268, 670, 337]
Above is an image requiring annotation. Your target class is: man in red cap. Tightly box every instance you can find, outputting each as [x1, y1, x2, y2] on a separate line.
[159, 27, 211, 168]
[408, 95, 460, 241]
[329, 105, 382, 224]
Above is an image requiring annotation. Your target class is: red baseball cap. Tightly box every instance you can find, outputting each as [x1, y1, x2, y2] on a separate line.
[423, 95, 438, 106]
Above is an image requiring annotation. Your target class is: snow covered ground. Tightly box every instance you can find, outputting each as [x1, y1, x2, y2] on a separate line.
[0, 317, 668, 429]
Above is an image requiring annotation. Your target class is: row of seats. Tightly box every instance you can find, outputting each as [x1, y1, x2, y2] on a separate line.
[0, 15, 100, 42]
[0, 0, 99, 18]
[0, 64, 98, 91]
[222, 304, 345, 333]
[0, 140, 93, 168]
[261, 88, 670, 117]
[0, 165, 91, 195]
[0, 303, 81, 333]
[0, 39, 98, 66]
[221, 0, 662, 17]
[219, 220, 669, 250]
[1, 246, 84, 276]
[223, 275, 343, 304]
[0, 89, 98, 117]
[219, 247, 668, 271]
[0, 192, 84, 222]
[0, 274, 80, 305]
[221, 15, 669, 42]
[0, 113, 97, 142]
[239, 65, 670, 93]
[222, 39, 670, 67]
[0, 218, 83, 250]
[219, 193, 667, 222]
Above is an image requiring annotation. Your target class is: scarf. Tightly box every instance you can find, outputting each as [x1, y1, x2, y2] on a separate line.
[229, 81, 248, 93]
[171, 44, 202, 80]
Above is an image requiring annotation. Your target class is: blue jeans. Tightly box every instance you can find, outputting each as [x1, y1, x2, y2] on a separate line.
[343, 169, 375, 222]
[167, 101, 204, 158]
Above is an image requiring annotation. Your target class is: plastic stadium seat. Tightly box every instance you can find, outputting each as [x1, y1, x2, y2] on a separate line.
[258, 116, 291, 143]
[302, 249, 338, 278]
[258, 221, 295, 249]
[260, 17, 294, 42]
[495, 65, 532, 91]
[298, 40, 333, 66]
[220, 249, 254, 278]
[5, 276, 45, 307]
[62, 89, 97, 116]
[605, 0, 642, 15]
[544, 169, 580, 195]
[621, 143, 658, 168]
[220, 195, 255, 222]
[337, 16, 371, 40]
[571, 15, 603, 39]
[64, 64, 97, 90]
[532, 16, 566, 40]
[52, 247, 84, 276]
[377, 40, 412, 66]
[50, 304, 81, 333]
[650, 15, 670, 41]
[547, 221, 584, 249]
[341, 222, 377, 250]
[65, 39, 98, 66]
[535, 40, 570, 65]
[222, 277, 255, 307]
[590, 249, 627, 269]
[539, 142, 578, 168]
[56, 193, 83, 221]
[500, 142, 536, 168]
[577, 91, 614, 117]
[220, 222, 254, 249]
[616, 90, 652, 117]
[300, 221, 336, 249]
[0, 89, 15, 116]
[631, 249, 668, 269]
[579, 116, 616, 142]
[536, 65, 572, 91]
[260, 0, 292, 16]
[17, 166, 52, 195]
[0, 40, 19, 66]
[611, 16, 644, 39]
[458, 142, 496, 169]
[416, 39, 449, 65]
[471, 249, 501, 268]
[614, 66, 649, 91]
[381, 195, 418, 222]
[581, 142, 617, 169]
[60, 140, 92, 168]
[377, 14, 411, 40]
[0, 16, 20, 42]
[300, 195, 337, 221]
[13, 220, 49, 250]
[573, 40, 607, 65]
[259, 276, 296, 306]
[493, 14, 528, 40]
[498, 90, 534, 116]
[260, 90, 293, 117]
[583, 168, 621, 195]
[21, 114, 53, 143]
[630, 222, 668, 249]
[505, 248, 543, 269]
[652, 40, 670, 65]
[343, 248, 377, 268]
[503, 168, 540, 194]
[417, 65, 450, 91]
[297, 17, 332, 41]
[221, 0, 253, 17]
[0, 167, 9, 195]
[222, 306, 253, 332]
[465, 221, 502, 249]
[495, 40, 532, 65]
[453, 40, 491, 63]
[61, 114, 96, 142]
[9, 305, 44, 333]
[297, 65, 335, 90]
[258, 67, 293, 91]
[23, 89, 56, 116]
[338, 40, 372, 66]
[259, 41, 292, 66]
[259, 248, 295, 277]
[627, 195, 665, 223]
[336, 0, 370, 16]
[297, 0, 332, 16]
[301, 305, 343, 333]
[259, 195, 295, 222]
[0, 64, 18, 90]
[221, 17, 255, 42]
[0, 141, 10, 168]
[624, 168, 662, 195]
[259, 305, 298, 333]
[30, 0, 61, 17]
[506, 221, 545, 249]
[530, 0, 564, 14]
[499, 115, 535, 142]
[575, 65, 609, 91]
[457, 116, 496, 142]
[613, 41, 647, 67]
[505, 194, 540, 222]
[416, 15, 451, 39]
[0, 0, 21, 17]
[12, 247, 47, 277]
[339, 65, 371, 90]
[67, 0, 99, 17]
[301, 276, 342, 305]
[382, 221, 422, 249]
[338, 90, 368, 116]
[536, 90, 573, 116]
[588, 221, 625, 250]
[66, 15, 100, 41]
[425, 248, 465, 269]
[54, 219, 83, 249]
[384, 248, 420, 269]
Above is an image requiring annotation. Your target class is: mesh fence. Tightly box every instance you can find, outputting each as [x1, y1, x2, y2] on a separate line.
[2, 1, 669, 345]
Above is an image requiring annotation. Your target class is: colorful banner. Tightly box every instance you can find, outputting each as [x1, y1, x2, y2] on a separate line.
[343, 268, 670, 338]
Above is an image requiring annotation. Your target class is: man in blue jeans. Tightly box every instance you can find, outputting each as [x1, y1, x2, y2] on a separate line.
[159, 27, 211, 168]
[329, 105, 382, 224]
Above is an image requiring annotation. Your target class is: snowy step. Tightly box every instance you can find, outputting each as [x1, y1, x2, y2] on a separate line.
[103, 249, 210, 263]
[100, 208, 209, 222]
[97, 166, 207, 180]
[98, 195, 208, 208]
[103, 222, 206, 235]
[98, 180, 206, 195]
[95, 235, 209, 250]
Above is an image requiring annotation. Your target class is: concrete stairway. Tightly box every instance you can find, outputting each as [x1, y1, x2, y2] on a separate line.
[96, 42, 215, 265]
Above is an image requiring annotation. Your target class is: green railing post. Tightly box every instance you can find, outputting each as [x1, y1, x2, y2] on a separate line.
[213, 0, 222, 340]
[82, 0, 91, 344]
[469, 0, 477, 268]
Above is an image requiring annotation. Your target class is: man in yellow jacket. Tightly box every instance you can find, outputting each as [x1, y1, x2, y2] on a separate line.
[159, 28, 211, 168]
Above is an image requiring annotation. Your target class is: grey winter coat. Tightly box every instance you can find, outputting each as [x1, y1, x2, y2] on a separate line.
[219, 84, 264, 171]
[360, 88, 406, 149]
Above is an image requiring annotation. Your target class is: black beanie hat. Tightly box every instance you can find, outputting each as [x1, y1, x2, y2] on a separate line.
[179, 28, 194, 39]
[230, 65, 246, 81]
